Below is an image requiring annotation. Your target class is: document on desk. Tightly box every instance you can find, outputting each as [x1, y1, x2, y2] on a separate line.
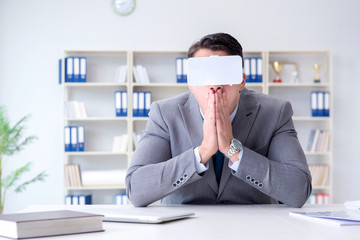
[82, 208, 195, 224]
[289, 210, 360, 226]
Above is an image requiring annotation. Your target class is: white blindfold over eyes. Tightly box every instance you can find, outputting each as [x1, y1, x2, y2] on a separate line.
[187, 55, 243, 86]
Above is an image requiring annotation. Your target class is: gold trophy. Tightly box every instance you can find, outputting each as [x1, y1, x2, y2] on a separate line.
[270, 61, 284, 83]
[313, 64, 321, 83]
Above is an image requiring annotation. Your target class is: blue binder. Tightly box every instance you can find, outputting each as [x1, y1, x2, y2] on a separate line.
[256, 57, 263, 83]
[59, 59, 62, 84]
[310, 91, 318, 117]
[138, 91, 145, 116]
[121, 91, 128, 116]
[65, 57, 73, 82]
[115, 91, 121, 117]
[65, 195, 72, 205]
[250, 58, 257, 82]
[145, 91, 152, 117]
[317, 91, 324, 117]
[77, 126, 85, 151]
[80, 57, 87, 82]
[73, 57, 80, 82]
[64, 126, 71, 152]
[182, 58, 187, 83]
[176, 57, 183, 83]
[133, 91, 139, 117]
[244, 58, 250, 82]
[324, 91, 330, 117]
[70, 126, 78, 151]
[72, 195, 79, 205]
[79, 194, 92, 205]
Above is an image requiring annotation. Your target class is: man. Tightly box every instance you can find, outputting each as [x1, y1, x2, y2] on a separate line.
[126, 33, 312, 208]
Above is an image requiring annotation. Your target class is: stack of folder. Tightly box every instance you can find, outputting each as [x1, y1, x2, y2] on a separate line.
[310, 91, 330, 117]
[133, 91, 151, 117]
[65, 57, 87, 82]
[244, 57, 262, 83]
[64, 126, 85, 152]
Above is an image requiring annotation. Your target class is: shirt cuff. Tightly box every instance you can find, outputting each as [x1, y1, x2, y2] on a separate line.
[228, 149, 244, 173]
[194, 147, 209, 174]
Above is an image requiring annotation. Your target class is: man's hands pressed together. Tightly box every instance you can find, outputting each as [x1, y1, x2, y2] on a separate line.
[198, 88, 239, 164]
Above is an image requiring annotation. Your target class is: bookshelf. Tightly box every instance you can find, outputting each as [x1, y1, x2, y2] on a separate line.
[61, 50, 332, 205]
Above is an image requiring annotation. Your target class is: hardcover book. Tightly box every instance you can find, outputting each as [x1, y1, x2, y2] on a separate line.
[0, 210, 104, 239]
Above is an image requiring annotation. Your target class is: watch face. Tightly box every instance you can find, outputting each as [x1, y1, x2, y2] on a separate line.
[232, 139, 242, 151]
[113, 0, 136, 16]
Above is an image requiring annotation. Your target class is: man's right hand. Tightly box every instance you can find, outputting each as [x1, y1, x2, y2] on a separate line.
[198, 90, 218, 164]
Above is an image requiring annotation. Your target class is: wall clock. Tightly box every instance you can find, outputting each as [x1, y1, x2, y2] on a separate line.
[112, 0, 136, 16]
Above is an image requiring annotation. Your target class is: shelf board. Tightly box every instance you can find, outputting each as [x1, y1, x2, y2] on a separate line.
[65, 151, 128, 156]
[64, 82, 127, 87]
[132, 83, 188, 87]
[245, 83, 264, 87]
[65, 117, 127, 122]
[268, 83, 329, 87]
[132, 117, 149, 121]
[65, 185, 126, 190]
[292, 117, 331, 121]
[305, 152, 330, 156]
[312, 185, 331, 190]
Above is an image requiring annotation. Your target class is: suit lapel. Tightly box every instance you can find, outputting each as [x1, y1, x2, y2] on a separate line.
[179, 94, 219, 194]
[218, 88, 260, 197]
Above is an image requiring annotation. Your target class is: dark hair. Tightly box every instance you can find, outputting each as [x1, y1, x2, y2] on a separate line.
[187, 33, 244, 67]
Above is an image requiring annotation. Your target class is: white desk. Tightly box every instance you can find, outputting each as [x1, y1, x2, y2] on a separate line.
[22, 204, 360, 240]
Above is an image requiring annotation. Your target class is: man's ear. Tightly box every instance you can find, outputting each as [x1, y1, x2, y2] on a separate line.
[239, 73, 246, 90]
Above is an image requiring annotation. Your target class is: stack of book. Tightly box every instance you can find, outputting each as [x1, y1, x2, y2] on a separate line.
[64, 101, 88, 118]
[244, 57, 262, 83]
[133, 65, 150, 83]
[64, 164, 82, 187]
[0, 210, 103, 239]
[112, 134, 128, 153]
[306, 129, 330, 153]
[309, 164, 328, 186]
[114, 65, 128, 83]
[307, 192, 330, 204]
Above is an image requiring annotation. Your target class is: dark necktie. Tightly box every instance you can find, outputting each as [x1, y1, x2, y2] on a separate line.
[213, 150, 224, 184]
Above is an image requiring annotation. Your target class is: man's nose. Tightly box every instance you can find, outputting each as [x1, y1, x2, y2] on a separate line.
[209, 85, 223, 93]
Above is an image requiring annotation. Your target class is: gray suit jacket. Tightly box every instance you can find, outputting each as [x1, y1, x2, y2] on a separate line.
[126, 88, 312, 208]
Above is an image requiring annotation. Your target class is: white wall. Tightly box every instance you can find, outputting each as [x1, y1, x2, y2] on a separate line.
[0, 0, 359, 213]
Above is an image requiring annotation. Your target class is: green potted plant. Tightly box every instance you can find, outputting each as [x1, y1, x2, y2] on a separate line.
[0, 106, 47, 213]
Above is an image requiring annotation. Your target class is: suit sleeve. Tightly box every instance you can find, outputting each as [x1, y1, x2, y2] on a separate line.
[232, 101, 312, 208]
[125, 102, 202, 207]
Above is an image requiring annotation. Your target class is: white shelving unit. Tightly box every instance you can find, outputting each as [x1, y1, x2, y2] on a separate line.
[61, 50, 332, 204]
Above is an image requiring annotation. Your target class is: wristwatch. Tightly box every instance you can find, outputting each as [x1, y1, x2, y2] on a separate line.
[225, 138, 243, 159]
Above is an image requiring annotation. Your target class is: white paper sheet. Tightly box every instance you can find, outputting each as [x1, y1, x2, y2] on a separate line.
[187, 55, 243, 86]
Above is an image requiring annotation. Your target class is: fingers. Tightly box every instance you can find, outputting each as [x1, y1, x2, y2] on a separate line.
[215, 88, 233, 153]
[199, 90, 218, 163]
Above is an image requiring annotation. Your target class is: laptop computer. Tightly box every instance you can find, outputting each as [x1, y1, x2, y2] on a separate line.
[82, 208, 195, 224]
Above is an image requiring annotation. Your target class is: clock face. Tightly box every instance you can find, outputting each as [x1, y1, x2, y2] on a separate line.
[113, 0, 136, 16]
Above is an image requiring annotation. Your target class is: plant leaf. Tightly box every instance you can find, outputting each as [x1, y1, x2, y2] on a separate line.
[2, 163, 31, 189]
[0, 108, 37, 156]
[14, 171, 48, 193]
